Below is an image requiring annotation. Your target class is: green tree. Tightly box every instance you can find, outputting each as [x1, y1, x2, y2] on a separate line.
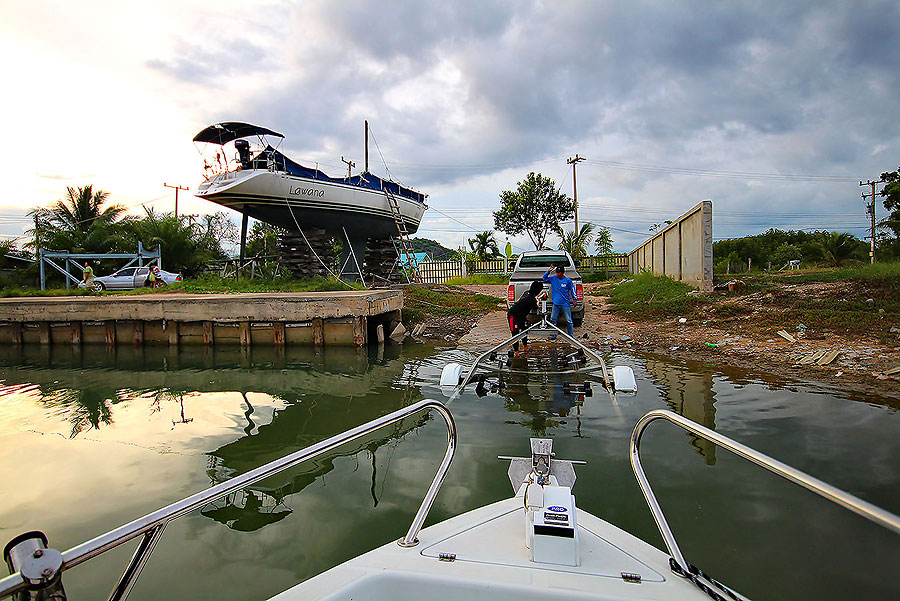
[246, 221, 282, 258]
[593, 226, 614, 279]
[558, 223, 595, 261]
[28, 185, 128, 253]
[879, 165, 900, 238]
[124, 209, 232, 276]
[813, 232, 863, 267]
[769, 243, 802, 268]
[467, 230, 500, 260]
[494, 172, 574, 250]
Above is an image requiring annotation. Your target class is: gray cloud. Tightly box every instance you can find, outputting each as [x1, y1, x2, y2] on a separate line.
[147, 37, 273, 85]
[152, 0, 900, 247]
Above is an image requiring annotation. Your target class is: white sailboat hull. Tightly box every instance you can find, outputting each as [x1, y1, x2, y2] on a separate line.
[196, 169, 426, 239]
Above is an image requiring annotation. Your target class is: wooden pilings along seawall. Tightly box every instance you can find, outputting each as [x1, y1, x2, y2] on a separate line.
[0, 291, 402, 348]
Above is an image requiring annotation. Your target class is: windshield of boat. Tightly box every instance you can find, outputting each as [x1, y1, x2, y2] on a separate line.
[517, 254, 573, 268]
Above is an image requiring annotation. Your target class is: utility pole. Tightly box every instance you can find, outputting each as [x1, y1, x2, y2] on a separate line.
[164, 183, 189, 219]
[860, 179, 879, 263]
[567, 155, 585, 232]
[341, 156, 356, 179]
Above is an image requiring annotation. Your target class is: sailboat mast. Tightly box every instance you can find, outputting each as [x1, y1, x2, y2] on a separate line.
[364, 120, 369, 173]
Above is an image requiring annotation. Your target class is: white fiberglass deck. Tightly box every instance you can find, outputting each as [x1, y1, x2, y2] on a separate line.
[270, 497, 708, 601]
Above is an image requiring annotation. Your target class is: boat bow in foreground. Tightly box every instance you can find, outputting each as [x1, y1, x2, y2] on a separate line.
[2, 393, 898, 601]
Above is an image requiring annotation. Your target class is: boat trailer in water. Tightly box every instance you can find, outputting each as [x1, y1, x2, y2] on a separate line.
[438, 314, 639, 403]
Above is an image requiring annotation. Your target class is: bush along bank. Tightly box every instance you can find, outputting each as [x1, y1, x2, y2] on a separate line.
[401, 284, 504, 340]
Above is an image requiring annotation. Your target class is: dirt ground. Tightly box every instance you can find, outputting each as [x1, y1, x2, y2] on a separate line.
[435, 283, 900, 400]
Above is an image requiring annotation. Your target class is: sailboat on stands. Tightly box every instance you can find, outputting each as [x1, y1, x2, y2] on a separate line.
[192, 122, 427, 279]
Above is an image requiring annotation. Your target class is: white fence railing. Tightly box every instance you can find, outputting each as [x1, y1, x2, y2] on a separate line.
[415, 254, 629, 284]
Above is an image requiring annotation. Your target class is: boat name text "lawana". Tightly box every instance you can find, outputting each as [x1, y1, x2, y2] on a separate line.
[290, 186, 325, 198]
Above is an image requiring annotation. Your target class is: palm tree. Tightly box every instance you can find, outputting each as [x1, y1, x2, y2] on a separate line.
[50, 185, 124, 235]
[468, 231, 500, 261]
[814, 232, 859, 267]
[558, 223, 595, 262]
[28, 185, 126, 252]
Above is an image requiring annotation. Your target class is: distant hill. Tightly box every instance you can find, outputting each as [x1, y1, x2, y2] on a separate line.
[410, 237, 455, 260]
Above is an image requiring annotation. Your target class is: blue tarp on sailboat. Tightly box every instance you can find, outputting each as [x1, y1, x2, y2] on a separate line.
[251, 147, 426, 204]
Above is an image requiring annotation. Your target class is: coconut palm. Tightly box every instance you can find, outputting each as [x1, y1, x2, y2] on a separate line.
[558, 223, 595, 261]
[467, 231, 500, 261]
[813, 232, 859, 267]
[28, 185, 127, 252]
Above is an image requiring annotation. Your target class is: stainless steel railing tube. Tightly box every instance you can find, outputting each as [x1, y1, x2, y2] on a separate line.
[630, 409, 900, 577]
[398, 402, 457, 546]
[0, 399, 457, 601]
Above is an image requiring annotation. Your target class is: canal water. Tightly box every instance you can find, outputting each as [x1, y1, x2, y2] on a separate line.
[0, 342, 897, 600]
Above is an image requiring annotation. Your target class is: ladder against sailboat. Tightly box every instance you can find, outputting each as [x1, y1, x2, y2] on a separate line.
[385, 189, 420, 282]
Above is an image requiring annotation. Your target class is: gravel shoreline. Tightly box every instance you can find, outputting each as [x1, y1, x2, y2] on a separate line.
[416, 283, 900, 403]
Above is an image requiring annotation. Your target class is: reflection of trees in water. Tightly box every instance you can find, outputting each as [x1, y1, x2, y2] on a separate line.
[35, 385, 195, 438]
[203, 410, 428, 533]
[3, 342, 410, 440]
[641, 356, 718, 465]
[38, 386, 118, 438]
[3, 342, 433, 532]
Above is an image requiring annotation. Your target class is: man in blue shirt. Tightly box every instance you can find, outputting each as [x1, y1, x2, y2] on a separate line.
[543, 265, 577, 338]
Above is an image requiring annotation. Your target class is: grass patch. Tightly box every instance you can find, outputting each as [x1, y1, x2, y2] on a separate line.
[0, 275, 361, 296]
[444, 274, 510, 285]
[403, 285, 503, 324]
[608, 272, 702, 319]
[710, 302, 754, 318]
[739, 262, 900, 287]
[0, 286, 91, 298]
[582, 272, 623, 283]
[161, 274, 361, 294]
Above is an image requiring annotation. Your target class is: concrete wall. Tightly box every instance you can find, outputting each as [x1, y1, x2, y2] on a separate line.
[0, 291, 402, 347]
[628, 200, 713, 290]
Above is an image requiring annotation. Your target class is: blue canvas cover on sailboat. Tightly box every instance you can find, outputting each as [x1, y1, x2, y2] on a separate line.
[252, 147, 425, 203]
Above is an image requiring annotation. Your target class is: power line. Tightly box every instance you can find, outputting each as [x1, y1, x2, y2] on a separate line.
[582, 159, 857, 182]
[380, 155, 568, 173]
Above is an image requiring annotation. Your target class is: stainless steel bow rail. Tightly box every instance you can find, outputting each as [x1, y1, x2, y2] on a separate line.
[631, 410, 900, 590]
[0, 400, 456, 601]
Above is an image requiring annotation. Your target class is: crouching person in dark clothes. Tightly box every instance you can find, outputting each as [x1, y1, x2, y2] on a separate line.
[508, 280, 544, 354]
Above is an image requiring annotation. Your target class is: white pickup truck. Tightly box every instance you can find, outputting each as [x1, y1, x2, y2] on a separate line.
[506, 250, 584, 327]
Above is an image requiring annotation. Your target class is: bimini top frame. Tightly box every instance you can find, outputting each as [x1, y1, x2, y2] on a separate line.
[0, 400, 456, 601]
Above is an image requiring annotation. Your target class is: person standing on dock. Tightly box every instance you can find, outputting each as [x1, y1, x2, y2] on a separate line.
[543, 265, 576, 338]
[82, 262, 94, 287]
[508, 280, 544, 354]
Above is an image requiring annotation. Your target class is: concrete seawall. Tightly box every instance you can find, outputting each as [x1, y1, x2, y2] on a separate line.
[0, 291, 402, 347]
[628, 200, 713, 290]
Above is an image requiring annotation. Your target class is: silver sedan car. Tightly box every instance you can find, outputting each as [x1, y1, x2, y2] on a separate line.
[81, 266, 182, 291]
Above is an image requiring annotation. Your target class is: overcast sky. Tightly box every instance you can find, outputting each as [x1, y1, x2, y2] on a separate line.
[2, 1, 898, 253]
